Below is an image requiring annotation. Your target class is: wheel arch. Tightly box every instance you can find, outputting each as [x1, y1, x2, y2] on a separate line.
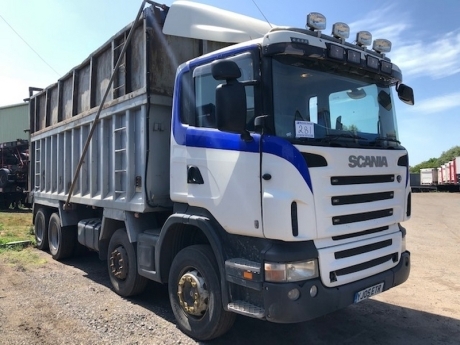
[157, 214, 229, 306]
[99, 217, 125, 260]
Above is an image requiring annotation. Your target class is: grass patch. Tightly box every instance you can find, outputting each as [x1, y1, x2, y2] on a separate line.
[0, 209, 46, 268]
[0, 209, 34, 246]
[0, 246, 47, 269]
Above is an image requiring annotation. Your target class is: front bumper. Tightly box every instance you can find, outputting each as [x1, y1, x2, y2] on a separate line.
[262, 251, 410, 323]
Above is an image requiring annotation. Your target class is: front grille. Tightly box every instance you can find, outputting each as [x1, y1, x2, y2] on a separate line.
[332, 209, 393, 225]
[332, 226, 389, 241]
[334, 239, 392, 259]
[332, 253, 397, 279]
[331, 174, 395, 185]
[331, 191, 394, 205]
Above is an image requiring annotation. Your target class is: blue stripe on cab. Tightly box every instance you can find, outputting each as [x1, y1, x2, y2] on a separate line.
[262, 136, 313, 192]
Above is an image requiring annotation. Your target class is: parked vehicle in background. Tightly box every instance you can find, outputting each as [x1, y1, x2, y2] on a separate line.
[0, 139, 30, 209]
[420, 168, 437, 185]
[29, 1, 414, 340]
[448, 157, 459, 184]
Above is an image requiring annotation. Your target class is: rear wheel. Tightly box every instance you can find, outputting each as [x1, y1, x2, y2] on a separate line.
[34, 208, 50, 250]
[107, 229, 147, 297]
[48, 213, 75, 260]
[168, 245, 236, 341]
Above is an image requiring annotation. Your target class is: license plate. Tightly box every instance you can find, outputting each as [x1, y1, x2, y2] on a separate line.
[354, 282, 384, 303]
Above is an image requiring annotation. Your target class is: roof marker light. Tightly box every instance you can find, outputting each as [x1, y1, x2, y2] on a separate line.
[332, 22, 350, 39]
[328, 44, 345, 60]
[356, 31, 372, 47]
[347, 50, 361, 64]
[307, 12, 326, 31]
[373, 39, 392, 53]
[381, 60, 393, 74]
[367, 55, 379, 70]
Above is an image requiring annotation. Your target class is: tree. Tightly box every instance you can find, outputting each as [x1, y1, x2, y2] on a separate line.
[410, 146, 460, 173]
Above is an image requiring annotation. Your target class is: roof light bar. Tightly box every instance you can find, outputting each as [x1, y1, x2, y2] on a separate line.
[356, 31, 372, 47]
[332, 22, 350, 39]
[373, 39, 392, 53]
[307, 12, 326, 31]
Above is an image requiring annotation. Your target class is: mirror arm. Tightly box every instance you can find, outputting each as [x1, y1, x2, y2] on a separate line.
[240, 131, 253, 142]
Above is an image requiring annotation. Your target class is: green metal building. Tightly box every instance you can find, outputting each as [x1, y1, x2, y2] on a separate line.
[0, 103, 29, 142]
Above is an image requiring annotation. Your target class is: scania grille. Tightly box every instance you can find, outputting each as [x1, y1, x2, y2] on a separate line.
[317, 234, 401, 287]
[334, 239, 392, 259]
[331, 191, 394, 205]
[331, 174, 395, 185]
[332, 209, 393, 225]
[332, 226, 389, 241]
[330, 253, 398, 282]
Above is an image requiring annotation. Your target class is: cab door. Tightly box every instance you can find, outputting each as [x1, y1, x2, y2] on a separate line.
[185, 52, 264, 238]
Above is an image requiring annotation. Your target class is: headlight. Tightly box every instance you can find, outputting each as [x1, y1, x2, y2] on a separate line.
[264, 259, 318, 282]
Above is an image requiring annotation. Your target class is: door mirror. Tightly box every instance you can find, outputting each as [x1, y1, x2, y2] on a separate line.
[397, 83, 414, 105]
[212, 60, 247, 135]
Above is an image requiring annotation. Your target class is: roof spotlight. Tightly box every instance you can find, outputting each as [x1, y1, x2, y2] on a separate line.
[356, 31, 372, 47]
[332, 22, 350, 39]
[307, 12, 326, 31]
[373, 39, 392, 53]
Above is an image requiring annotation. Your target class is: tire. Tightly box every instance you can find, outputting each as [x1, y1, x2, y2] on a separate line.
[107, 229, 147, 297]
[168, 245, 236, 341]
[48, 213, 75, 260]
[34, 208, 50, 250]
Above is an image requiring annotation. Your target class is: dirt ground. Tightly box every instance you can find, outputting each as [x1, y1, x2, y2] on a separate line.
[1, 193, 459, 344]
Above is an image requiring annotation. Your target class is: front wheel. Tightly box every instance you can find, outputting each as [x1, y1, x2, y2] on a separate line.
[168, 245, 236, 341]
[107, 229, 147, 297]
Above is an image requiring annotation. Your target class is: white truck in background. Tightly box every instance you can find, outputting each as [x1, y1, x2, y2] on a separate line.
[420, 168, 438, 185]
[30, 1, 413, 340]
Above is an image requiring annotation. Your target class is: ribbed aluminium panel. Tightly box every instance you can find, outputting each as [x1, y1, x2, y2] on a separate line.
[31, 96, 172, 212]
[28, 3, 231, 213]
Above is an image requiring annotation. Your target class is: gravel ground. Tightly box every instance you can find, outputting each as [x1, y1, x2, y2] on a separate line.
[1, 193, 460, 344]
[0, 252, 195, 345]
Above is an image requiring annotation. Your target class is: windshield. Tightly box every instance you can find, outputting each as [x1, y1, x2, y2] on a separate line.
[272, 56, 400, 148]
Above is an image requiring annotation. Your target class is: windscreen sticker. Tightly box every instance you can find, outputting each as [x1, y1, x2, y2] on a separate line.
[295, 121, 314, 138]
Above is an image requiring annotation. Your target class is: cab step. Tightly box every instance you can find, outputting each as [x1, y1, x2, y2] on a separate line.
[228, 300, 265, 319]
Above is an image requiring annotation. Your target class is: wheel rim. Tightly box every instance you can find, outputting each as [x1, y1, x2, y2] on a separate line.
[110, 246, 129, 280]
[49, 221, 59, 252]
[177, 269, 209, 317]
[36, 217, 45, 243]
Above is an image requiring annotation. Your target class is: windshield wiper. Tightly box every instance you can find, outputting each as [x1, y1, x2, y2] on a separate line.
[322, 133, 368, 141]
[370, 137, 401, 145]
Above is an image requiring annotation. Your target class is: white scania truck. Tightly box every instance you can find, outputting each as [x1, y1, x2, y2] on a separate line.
[30, 1, 413, 340]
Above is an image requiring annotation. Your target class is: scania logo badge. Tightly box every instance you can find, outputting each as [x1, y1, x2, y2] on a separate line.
[348, 155, 388, 168]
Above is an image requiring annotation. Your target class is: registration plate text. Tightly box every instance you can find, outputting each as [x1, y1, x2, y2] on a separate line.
[354, 282, 384, 303]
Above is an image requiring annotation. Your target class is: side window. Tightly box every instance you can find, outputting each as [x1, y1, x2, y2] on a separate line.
[195, 74, 220, 128]
[193, 52, 256, 130]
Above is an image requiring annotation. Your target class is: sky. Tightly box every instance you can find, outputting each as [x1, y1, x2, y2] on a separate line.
[1, 0, 459, 166]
